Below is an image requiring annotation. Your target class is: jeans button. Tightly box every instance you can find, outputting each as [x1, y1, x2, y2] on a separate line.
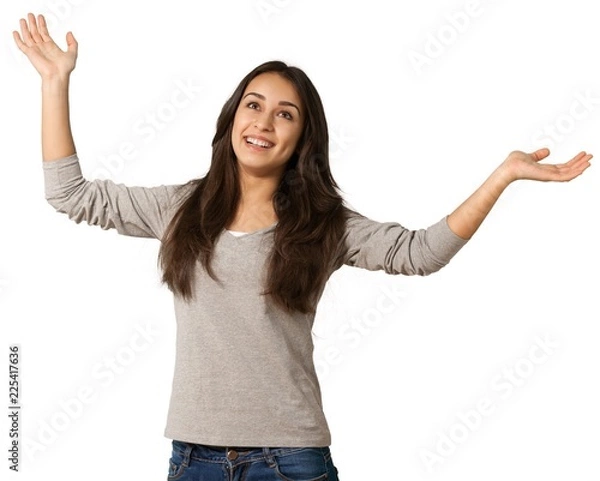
[227, 449, 238, 461]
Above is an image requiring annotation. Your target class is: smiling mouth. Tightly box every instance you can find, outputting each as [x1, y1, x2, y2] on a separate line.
[245, 136, 275, 149]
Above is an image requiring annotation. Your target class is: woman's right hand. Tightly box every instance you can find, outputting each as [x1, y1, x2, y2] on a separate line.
[13, 12, 78, 81]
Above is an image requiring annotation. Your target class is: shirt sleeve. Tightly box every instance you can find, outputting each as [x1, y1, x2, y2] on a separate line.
[343, 209, 469, 276]
[42, 153, 191, 241]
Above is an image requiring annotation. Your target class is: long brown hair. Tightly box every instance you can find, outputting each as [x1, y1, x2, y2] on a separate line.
[158, 60, 353, 314]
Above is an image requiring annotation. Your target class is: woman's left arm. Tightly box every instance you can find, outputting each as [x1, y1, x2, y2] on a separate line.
[447, 148, 593, 240]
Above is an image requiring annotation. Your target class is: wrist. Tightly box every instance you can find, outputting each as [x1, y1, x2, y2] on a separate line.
[41, 75, 70, 93]
[492, 161, 516, 188]
[477, 166, 512, 204]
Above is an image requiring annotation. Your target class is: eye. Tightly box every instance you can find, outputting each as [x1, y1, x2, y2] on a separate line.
[245, 101, 293, 120]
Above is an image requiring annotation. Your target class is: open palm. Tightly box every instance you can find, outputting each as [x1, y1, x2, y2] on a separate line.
[502, 148, 592, 183]
[13, 12, 78, 79]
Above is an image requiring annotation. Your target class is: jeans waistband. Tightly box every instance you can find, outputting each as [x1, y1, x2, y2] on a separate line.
[173, 440, 330, 460]
[203, 443, 264, 451]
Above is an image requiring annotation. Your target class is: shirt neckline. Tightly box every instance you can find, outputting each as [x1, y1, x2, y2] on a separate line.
[224, 222, 277, 239]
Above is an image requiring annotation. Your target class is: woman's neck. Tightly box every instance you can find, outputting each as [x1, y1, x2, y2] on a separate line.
[227, 198, 278, 232]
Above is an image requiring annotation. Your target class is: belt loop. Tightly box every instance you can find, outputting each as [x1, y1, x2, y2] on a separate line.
[263, 447, 276, 468]
[182, 443, 193, 468]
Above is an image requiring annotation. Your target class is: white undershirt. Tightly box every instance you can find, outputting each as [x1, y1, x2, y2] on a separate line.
[227, 230, 248, 237]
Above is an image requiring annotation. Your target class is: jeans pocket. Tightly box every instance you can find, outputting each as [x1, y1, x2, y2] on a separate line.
[273, 448, 329, 481]
[167, 442, 189, 480]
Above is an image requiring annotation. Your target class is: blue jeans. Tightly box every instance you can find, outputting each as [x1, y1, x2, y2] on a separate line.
[167, 440, 340, 480]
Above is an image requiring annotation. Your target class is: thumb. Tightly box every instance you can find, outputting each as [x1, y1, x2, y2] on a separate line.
[66, 31, 78, 53]
[530, 147, 550, 162]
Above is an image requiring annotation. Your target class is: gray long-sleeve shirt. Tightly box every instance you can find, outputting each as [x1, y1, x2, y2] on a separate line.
[42, 153, 468, 447]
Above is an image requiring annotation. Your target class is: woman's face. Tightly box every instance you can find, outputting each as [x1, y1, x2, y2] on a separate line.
[231, 72, 304, 181]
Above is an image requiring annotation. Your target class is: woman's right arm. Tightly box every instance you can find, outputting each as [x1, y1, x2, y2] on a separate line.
[41, 76, 75, 162]
[13, 13, 194, 241]
[13, 12, 78, 161]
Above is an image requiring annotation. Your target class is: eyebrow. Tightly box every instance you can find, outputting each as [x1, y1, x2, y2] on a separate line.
[242, 92, 301, 117]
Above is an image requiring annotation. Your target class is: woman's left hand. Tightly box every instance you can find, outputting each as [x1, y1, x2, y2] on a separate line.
[448, 147, 592, 240]
[499, 148, 592, 184]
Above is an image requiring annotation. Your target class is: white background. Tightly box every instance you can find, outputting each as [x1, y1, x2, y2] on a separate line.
[1, 0, 599, 480]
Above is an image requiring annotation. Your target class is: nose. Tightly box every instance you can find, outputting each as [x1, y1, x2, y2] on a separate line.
[254, 112, 273, 131]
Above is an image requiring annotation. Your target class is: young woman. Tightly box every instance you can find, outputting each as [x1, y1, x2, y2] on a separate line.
[14, 12, 592, 481]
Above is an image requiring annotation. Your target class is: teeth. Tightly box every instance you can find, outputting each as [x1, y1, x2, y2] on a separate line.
[246, 137, 273, 148]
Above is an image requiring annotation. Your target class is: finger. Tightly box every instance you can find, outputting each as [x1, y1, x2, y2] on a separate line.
[544, 151, 588, 170]
[28, 12, 43, 44]
[570, 153, 593, 174]
[553, 155, 592, 181]
[12, 30, 27, 52]
[560, 151, 589, 169]
[571, 152, 592, 167]
[573, 151, 590, 163]
[19, 17, 34, 47]
[567, 151, 586, 163]
[554, 154, 587, 171]
[564, 161, 590, 180]
[37, 14, 52, 42]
